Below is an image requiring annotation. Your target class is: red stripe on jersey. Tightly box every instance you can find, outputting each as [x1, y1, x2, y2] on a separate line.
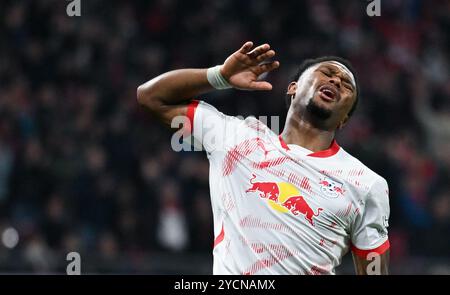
[278, 135, 290, 151]
[278, 136, 340, 157]
[307, 139, 340, 158]
[351, 240, 390, 258]
[186, 99, 200, 134]
[213, 223, 225, 248]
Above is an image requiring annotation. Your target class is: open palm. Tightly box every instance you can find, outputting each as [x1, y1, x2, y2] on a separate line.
[220, 42, 280, 91]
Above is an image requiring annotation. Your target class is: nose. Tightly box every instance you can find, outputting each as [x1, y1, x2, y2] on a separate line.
[329, 76, 341, 89]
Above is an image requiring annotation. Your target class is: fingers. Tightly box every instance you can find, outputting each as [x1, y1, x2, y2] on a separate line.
[239, 41, 254, 53]
[247, 43, 270, 59]
[257, 61, 280, 74]
[248, 61, 280, 91]
[256, 49, 276, 62]
[249, 81, 273, 91]
[234, 42, 280, 92]
[238, 42, 277, 64]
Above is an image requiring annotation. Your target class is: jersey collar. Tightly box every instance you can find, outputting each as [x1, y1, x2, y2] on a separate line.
[278, 135, 340, 158]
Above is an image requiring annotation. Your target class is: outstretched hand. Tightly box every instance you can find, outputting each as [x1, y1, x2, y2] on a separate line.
[220, 41, 280, 91]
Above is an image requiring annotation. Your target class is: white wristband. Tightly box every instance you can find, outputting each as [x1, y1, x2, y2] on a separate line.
[207, 65, 232, 90]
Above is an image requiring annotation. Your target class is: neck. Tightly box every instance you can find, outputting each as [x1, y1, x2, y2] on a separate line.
[281, 111, 335, 152]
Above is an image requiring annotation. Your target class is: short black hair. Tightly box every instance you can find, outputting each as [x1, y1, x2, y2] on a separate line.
[285, 56, 360, 117]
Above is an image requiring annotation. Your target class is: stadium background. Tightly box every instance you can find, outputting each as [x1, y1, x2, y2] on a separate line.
[0, 0, 449, 274]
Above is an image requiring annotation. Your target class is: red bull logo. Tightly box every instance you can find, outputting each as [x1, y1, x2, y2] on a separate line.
[282, 196, 323, 226]
[246, 174, 280, 202]
[246, 174, 322, 226]
[319, 178, 345, 198]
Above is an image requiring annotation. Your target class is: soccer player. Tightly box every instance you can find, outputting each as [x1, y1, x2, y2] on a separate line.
[137, 42, 390, 275]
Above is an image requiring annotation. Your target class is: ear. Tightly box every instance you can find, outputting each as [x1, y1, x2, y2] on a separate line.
[337, 115, 349, 130]
[286, 82, 297, 96]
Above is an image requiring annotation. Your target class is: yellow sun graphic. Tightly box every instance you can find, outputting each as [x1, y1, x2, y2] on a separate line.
[267, 182, 300, 213]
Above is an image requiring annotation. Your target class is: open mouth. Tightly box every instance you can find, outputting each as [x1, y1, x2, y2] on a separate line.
[318, 85, 339, 102]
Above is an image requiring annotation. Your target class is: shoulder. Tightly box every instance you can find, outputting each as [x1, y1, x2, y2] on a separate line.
[195, 100, 265, 131]
[337, 147, 389, 197]
[194, 101, 274, 152]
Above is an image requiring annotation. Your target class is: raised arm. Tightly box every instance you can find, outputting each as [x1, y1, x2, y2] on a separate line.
[136, 41, 280, 126]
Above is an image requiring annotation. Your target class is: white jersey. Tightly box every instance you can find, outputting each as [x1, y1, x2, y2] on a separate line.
[186, 100, 390, 275]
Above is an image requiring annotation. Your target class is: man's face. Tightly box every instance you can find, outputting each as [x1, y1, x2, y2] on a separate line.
[287, 61, 357, 130]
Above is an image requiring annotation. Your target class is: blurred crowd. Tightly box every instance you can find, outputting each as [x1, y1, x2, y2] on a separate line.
[0, 0, 449, 273]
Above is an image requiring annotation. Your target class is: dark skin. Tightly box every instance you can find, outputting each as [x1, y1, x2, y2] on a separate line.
[137, 41, 389, 275]
[282, 62, 356, 151]
[136, 41, 279, 126]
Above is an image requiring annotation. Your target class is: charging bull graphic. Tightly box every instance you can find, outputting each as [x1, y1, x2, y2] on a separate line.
[246, 174, 322, 226]
[282, 196, 323, 226]
[246, 174, 280, 202]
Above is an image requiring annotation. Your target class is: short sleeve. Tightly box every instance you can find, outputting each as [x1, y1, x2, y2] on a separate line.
[351, 177, 390, 257]
[186, 100, 242, 154]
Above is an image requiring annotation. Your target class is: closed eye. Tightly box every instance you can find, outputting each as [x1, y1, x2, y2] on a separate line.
[320, 69, 355, 92]
[343, 82, 353, 92]
[321, 70, 332, 77]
